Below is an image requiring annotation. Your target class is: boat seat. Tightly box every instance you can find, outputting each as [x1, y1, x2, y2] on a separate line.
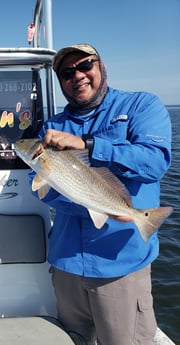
[0, 214, 46, 263]
[0, 316, 87, 345]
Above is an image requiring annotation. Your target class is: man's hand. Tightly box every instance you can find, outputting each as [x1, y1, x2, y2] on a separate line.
[42, 129, 85, 150]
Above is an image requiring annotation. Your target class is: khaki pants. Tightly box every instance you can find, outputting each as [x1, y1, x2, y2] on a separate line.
[50, 265, 157, 345]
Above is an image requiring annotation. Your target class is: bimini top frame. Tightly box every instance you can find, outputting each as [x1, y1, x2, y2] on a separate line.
[0, 0, 57, 117]
[0, 48, 56, 69]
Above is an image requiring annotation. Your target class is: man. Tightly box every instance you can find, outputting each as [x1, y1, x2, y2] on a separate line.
[30, 44, 172, 345]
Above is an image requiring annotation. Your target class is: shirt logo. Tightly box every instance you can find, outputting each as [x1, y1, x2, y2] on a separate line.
[110, 114, 128, 124]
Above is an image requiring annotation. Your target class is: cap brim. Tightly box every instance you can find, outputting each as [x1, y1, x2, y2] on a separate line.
[52, 44, 98, 72]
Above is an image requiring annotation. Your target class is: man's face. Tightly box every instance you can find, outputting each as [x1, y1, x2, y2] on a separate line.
[57, 52, 101, 104]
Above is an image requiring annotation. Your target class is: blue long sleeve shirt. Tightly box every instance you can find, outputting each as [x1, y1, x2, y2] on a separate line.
[29, 87, 172, 278]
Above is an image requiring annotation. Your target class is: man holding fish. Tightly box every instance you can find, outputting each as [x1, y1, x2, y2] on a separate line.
[20, 44, 172, 345]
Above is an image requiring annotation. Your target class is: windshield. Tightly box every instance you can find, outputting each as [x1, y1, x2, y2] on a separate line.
[0, 70, 44, 169]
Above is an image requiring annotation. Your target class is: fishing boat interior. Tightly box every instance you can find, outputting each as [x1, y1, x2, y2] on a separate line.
[0, 1, 175, 344]
[0, 1, 84, 344]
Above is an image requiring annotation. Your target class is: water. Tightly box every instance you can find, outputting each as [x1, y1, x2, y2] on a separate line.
[55, 105, 180, 344]
[152, 106, 180, 345]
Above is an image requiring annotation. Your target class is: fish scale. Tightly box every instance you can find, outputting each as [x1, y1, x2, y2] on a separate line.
[15, 138, 173, 242]
[42, 150, 116, 210]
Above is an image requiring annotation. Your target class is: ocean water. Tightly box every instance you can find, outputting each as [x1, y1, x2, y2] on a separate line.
[152, 106, 180, 345]
[55, 105, 180, 344]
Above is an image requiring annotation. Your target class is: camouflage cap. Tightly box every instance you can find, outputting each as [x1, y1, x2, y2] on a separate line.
[52, 44, 99, 73]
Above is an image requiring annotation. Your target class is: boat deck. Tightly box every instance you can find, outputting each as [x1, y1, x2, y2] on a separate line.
[154, 328, 175, 345]
[0, 317, 175, 345]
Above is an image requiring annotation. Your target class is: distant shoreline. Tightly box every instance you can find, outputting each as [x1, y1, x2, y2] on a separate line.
[166, 104, 180, 108]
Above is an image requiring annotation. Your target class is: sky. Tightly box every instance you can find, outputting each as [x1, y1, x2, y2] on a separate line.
[0, 0, 179, 106]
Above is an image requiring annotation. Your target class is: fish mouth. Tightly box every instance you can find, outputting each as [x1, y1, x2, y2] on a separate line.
[31, 142, 44, 160]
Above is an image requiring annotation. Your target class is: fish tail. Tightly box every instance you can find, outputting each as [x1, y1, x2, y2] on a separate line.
[135, 206, 173, 242]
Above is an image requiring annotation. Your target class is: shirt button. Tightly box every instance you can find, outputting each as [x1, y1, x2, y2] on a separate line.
[98, 153, 103, 158]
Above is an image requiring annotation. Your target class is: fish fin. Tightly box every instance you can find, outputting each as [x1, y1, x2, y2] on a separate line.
[32, 174, 51, 199]
[135, 206, 173, 242]
[88, 209, 109, 229]
[68, 149, 90, 166]
[37, 185, 51, 199]
[32, 174, 46, 191]
[92, 167, 132, 207]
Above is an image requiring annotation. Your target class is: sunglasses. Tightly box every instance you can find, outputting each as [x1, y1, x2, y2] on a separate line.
[60, 59, 99, 81]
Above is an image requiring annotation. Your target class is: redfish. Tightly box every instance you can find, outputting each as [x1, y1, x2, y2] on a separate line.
[15, 138, 173, 241]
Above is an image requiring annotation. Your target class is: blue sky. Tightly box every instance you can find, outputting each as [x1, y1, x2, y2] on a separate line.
[0, 0, 179, 105]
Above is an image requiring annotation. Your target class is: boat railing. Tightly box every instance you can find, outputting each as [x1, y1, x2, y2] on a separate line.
[0, 47, 55, 68]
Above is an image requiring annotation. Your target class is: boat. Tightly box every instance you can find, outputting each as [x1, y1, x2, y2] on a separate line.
[0, 1, 176, 344]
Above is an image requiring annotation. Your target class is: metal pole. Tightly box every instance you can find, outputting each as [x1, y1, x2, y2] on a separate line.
[43, 0, 53, 49]
[43, 0, 57, 114]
